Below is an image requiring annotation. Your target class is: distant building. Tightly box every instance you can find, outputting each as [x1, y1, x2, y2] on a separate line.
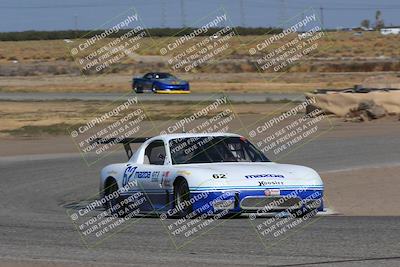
[360, 26, 374, 31]
[380, 28, 400, 35]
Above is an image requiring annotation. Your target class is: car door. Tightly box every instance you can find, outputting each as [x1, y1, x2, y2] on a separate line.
[138, 140, 169, 211]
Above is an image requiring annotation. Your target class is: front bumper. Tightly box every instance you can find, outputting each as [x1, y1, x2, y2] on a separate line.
[156, 90, 190, 94]
[155, 83, 190, 93]
[189, 189, 324, 215]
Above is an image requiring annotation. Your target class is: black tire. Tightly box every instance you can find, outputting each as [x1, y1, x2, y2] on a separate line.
[105, 180, 125, 217]
[133, 84, 143, 93]
[174, 180, 192, 218]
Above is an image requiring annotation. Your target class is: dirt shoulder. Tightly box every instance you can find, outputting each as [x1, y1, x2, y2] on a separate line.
[323, 164, 400, 216]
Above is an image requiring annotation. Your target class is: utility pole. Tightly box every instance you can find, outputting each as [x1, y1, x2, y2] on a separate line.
[161, 0, 166, 28]
[320, 6, 324, 30]
[74, 15, 78, 39]
[180, 0, 186, 27]
[278, 0, 287, 28]
[239, 0, 245, 27]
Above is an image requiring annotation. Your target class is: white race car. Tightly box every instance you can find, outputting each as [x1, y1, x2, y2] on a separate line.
[98, 133, 324, 218]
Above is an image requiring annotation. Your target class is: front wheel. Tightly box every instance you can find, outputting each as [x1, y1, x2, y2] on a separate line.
[174, 180, 192, 218]
[151, 84, 158, 93]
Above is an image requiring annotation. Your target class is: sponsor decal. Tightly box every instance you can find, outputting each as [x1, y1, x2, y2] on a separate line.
[135, 171, 152, 179]
[258, 180, 284, 186]
[245, 174, 285, 179]
[151, 171, 160, 182]
[264, 189, 281, 196]
[122, 165, 137, 186]
[212, 173, 227, 179]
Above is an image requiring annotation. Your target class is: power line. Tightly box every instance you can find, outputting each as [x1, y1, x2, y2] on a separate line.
[0, 3, 133, 9]
[321, 6, 400, 10]
[248, 1, 400, 10]
[2, 2, 400, 11]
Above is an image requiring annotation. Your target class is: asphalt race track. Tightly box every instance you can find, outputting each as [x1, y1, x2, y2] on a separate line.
[1, 132, 400, 266]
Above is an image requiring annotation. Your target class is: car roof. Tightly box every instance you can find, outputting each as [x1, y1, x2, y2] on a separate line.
[146, 72, 171, 76]
[148, 132, 242, 143]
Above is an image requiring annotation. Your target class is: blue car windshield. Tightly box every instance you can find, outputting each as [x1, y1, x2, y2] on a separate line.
[169, 136, 269, 164]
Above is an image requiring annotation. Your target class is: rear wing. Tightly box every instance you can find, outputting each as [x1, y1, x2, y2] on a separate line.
[92, 137, 151, 159]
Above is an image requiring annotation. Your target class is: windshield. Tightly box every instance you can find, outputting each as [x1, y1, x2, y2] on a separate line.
[155, 73, 175, 79]
[169, 136, 269, 164]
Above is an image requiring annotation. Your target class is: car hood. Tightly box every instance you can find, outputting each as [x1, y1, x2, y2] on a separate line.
[172, 162, 323, 189]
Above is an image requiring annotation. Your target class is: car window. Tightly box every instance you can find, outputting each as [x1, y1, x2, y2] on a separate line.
[169, 137, 270, 164]
[144, 73, 153, 79]
[144, 140, 166, 165]
[155, 73, 173, 79]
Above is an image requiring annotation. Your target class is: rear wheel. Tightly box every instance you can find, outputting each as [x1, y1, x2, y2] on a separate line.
[174, 179, 192, 218]
[133, 84, 143, 93]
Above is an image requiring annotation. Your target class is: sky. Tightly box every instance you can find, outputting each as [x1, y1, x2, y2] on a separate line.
[1, 0, 400, 32]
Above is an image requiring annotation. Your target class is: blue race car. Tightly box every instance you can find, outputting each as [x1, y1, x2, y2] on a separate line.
[132, 72, 190, 94]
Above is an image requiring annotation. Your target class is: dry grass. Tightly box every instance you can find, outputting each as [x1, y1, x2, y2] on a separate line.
[0, 100, 295, 136]
[0, 32, 399, 93]
[1, 32, 400, 63]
